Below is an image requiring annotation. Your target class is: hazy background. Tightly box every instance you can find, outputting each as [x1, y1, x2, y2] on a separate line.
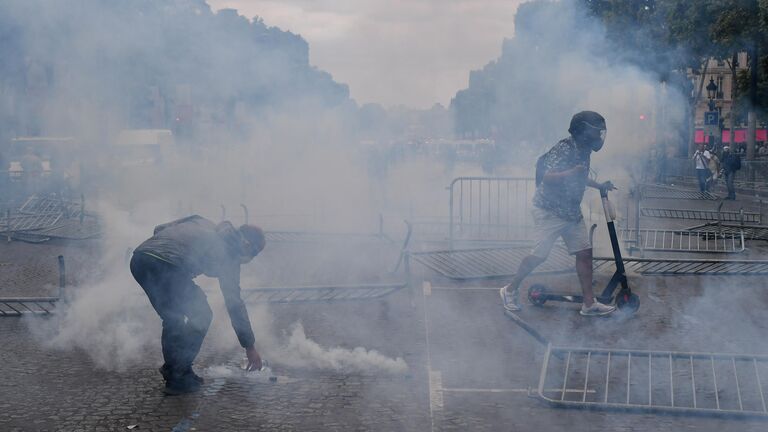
[209, 0, 526, 108]
[0, 0, 689, 373]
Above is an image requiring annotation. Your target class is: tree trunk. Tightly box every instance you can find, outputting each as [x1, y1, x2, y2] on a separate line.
[747, 44, 758, 161]
[726, 53, 738, 147]
[689, 59, 709, 156]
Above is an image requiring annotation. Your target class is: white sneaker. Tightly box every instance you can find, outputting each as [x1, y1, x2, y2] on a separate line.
[499, 286, 521, 312]
[580, 301, 615, 316]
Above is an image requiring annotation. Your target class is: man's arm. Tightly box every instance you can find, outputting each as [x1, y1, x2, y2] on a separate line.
[587, 178, 616, 191]
[218, 264, 261, 370]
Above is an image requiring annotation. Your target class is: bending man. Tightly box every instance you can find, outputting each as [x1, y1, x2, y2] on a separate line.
[500, 111, 616, 316]
[130, 215, 266, 395]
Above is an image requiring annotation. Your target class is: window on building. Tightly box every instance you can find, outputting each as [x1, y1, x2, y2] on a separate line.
[717, 76, 724, 99]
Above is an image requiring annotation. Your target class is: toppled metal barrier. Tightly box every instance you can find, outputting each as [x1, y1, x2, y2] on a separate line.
[619, 228, 745, 254]
[641, 207, 761, 224]
[0, 255, 65, 316]
[641, 184, 719, 200]
[539, 344, 768, 418]
[592, 256, 768, 275]
[409, 246, 768, 280]
[0, 296, 60, 316]
[243, 282, 407, 304]
[687, 222, 768, 241]
[265, 231, 391, 244]
[241, 226, 405, 304]
[505, 311, 768, 419]
[409, 246, 574, 280]
[0, 194, 100, 242]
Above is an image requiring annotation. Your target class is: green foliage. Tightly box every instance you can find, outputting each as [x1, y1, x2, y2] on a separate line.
[584, 0, 767, 118]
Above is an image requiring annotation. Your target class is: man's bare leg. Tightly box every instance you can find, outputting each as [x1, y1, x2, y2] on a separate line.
[575, 248, 595, 306]
[504, 255, 546, 294]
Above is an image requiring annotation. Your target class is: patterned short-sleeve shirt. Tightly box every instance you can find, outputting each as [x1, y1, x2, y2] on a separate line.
[532, 137, 591, 221]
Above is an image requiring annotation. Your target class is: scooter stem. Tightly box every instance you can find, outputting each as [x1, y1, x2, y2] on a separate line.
[600, 189, 626, 274]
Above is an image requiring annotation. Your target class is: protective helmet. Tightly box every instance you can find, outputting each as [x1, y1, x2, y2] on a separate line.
[568, 111, 607, 151]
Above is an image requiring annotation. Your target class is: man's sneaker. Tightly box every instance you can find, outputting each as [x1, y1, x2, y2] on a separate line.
[163, 373, 202, 396]
[160, 365, 204, 385]
[580, 301, 616, 316]
[499, 286, 521, 312]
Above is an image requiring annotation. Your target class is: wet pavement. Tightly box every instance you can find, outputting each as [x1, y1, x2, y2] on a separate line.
[2, 187, 768, 431]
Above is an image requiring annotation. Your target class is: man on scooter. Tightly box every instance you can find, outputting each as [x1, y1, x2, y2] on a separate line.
[500, 110, 616, 316]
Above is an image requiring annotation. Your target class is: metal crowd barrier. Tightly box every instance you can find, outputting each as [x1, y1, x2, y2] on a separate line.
[619, 229, 745, 254]
[242, 282, 407, 304]
[265, 231, 391, 244]
[641, 184, 719, 200]
[505, 311, 768, 418]
[0, 296, 60, 315]
[0, 194, 98, 241]
[0, 255, 65, 316]
[19, 195, 83, 218]
[687, 222, 768, 241]
[408, 245, 768, 280]
[592, 256, 768, 275]
[539, 344, 768, 417]
[448, 177, 536, 242]
[641, 207, 761, 224]
[409, 245, 574, 281]
[0, 212, 61, 232]
[240, 223, 406, 304]
[666, 175, 768, 198]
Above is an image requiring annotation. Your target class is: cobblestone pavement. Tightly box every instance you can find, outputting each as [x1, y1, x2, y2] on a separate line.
[2, 188, 768, 431]
[3, 272, 768, 431]
[0, 239, 100, 298]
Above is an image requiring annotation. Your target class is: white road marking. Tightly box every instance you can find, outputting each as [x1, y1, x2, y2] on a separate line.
[431, 286, 501, 291]
[442, 387, 596, 394]
[422, 281, 432, 296]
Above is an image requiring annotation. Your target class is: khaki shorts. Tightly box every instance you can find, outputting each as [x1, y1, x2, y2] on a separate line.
[531, 207, 591, 258]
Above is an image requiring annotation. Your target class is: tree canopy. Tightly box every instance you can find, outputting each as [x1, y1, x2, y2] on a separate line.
[0, 0, 350, 139]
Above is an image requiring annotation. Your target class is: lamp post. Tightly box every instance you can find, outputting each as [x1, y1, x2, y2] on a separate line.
[705, 78, 719, 150]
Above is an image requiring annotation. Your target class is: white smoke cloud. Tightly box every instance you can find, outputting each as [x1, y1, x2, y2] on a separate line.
[208, 0, 527, 108]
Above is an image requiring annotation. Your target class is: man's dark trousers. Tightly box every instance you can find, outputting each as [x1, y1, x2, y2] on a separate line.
[696, 168, 709, 192]
[130, 253, 213, 379]
[725, 171, 736, 199]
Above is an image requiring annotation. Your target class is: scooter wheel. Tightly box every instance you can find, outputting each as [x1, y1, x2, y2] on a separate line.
[528, 284, 548, 307]
[616, 292, 640, 313]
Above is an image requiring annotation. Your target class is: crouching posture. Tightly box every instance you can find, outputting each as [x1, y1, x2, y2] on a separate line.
[130, 215, 266, 395]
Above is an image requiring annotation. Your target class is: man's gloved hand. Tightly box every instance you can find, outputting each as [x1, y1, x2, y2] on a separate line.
[245, 346, 263, 371]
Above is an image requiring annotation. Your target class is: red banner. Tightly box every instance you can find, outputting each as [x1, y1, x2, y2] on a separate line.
[696, 129, 767, 143]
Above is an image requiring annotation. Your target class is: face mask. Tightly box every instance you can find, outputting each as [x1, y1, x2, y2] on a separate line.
[591, 129, 606, 152]
[239, 237, 257, 264]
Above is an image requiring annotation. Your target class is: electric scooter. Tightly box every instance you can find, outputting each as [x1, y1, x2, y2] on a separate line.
[526, 188, 640, 314]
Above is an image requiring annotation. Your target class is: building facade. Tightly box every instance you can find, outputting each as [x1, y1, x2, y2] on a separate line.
[690, 53, 767, 155]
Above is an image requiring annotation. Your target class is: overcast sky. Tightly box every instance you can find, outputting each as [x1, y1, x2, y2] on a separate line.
[207, 0, 525, 109]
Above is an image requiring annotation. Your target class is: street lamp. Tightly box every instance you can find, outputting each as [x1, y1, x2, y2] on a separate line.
[704, 78, 719, 149]
[706, 78, 717, 111]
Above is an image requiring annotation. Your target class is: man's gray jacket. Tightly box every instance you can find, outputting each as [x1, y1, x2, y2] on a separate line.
[135, 215, 255, 348]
